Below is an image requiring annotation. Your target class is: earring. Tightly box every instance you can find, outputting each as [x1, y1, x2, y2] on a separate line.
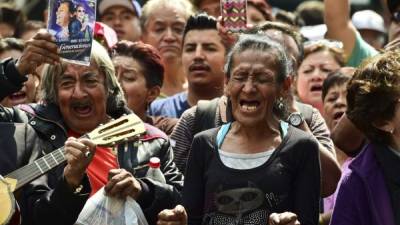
[277, 97, 284, 110]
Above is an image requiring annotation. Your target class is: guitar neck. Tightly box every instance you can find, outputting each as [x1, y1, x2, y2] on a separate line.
[2, 114, 146, 192]
[5, 147, 67, 191]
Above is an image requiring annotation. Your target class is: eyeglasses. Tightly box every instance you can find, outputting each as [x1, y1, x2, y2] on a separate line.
[392, 11, 400, 23]
[303, 39, 344, 49]
[77, 9, 85, 13]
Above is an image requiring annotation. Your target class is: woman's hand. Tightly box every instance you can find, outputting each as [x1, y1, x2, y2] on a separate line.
[104, 168, 142, 199]
[16, 29, 60, 75]
[157, 205, 187, 225]
[269, 212, 301, 225]
[64, 137, 96, 189]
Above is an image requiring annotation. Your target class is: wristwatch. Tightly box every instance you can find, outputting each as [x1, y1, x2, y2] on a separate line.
[287, 112, 304, 127]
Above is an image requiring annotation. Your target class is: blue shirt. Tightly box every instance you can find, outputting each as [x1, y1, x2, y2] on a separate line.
[149, 92, 190, 118]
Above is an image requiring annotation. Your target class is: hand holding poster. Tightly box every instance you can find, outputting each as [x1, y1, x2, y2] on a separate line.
[47, 0, 96, 65]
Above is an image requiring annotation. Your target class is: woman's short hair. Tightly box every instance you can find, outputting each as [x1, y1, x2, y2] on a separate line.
[303, 40, 346, 67]
[40, 40, 127, 118]
[140, 0, 194, 32]
[347, 50, 400, 144]
[112, 40, 164, 88]
[322, 70, 351, 101]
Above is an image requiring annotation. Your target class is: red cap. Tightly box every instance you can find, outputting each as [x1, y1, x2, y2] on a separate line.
[149, 157, 161, 168]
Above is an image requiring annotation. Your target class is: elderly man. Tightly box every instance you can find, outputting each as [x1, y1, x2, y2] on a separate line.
[140, 0, 194, 97]
[0, 31, 183, 225]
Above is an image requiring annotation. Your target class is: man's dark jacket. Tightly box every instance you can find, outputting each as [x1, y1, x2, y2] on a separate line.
[0, 58, 183, 225]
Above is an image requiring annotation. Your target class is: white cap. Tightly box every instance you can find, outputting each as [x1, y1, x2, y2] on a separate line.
[300, 24, 327, 41]
[352, 10, 385, 33]
[99, 0, 141, 17]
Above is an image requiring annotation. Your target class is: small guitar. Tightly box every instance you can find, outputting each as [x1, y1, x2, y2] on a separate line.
[0, 114, 146, 225]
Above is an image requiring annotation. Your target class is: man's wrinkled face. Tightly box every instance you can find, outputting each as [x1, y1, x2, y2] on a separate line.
[56, 63, 108, 134]
[141, 5, 186, 62]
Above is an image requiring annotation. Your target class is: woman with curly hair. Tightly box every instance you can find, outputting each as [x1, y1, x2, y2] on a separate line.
[331, 50, 400, 225]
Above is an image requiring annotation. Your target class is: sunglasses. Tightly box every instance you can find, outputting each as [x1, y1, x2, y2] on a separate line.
[77, 9, 85, 13]
[303, 39, 344, 49]
[392, 11, 400, 23]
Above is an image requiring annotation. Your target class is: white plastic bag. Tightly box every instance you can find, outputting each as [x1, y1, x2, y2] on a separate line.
[75, 187, 149, 225]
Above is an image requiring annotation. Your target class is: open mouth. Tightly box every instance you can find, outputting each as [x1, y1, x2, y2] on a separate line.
[333, 111, 344, 120]
[310, 84, 323, 92]
[239, 100, 260, 112]
[71, 102, 93, 117]
[9, 92, 27, 102]
[115, 30, 125, 37]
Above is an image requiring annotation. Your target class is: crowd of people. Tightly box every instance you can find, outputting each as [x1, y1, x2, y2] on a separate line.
[0, 0, 399, 224]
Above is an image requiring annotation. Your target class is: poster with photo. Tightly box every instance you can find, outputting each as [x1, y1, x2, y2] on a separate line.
[47, 0, 96, 65]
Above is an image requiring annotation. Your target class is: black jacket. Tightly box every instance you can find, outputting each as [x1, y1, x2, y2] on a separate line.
[0, 59, 183, 225]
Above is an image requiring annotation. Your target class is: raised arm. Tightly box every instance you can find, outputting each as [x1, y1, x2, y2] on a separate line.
[0, 30, 59, 101]
[324, 0, 356, 59]
[331, 114, 365, 157]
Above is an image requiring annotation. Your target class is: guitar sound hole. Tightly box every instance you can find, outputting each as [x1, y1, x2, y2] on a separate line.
[98, 119, 128, 134]
[102, 129, 137, 141]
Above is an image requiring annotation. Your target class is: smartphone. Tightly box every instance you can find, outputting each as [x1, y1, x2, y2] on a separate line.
[220, 0, 247, 33]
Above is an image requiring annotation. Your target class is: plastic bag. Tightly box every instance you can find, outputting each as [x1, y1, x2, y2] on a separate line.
[75, 187, 149, 225]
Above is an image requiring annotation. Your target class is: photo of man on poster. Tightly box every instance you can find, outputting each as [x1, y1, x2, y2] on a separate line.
[48, 0, 96, 65]
[55, 0, 74, 40]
